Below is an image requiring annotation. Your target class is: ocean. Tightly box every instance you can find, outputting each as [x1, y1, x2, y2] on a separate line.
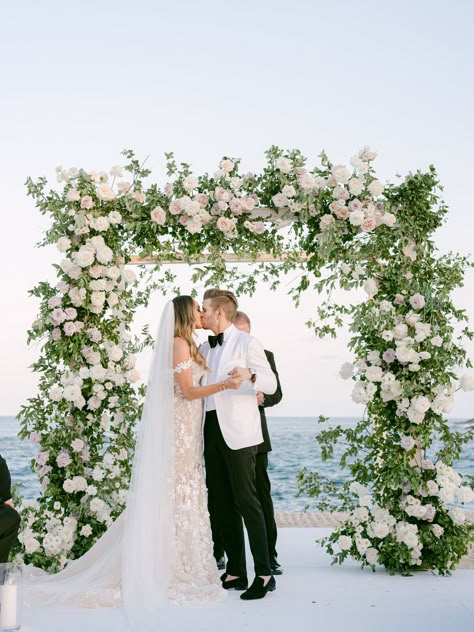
[1, 416, 474, 511]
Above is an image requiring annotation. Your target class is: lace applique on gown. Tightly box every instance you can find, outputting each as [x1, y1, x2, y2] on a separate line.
[170, 358, 224, 604]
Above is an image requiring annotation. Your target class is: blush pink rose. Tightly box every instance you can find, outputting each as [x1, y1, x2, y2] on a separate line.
[81, 196, 94, 209]
[361, 218, 376, 232]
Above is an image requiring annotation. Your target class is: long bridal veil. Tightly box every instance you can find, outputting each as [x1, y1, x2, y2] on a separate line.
[25, 302, 177, 623]
[122, 301, 176, 620]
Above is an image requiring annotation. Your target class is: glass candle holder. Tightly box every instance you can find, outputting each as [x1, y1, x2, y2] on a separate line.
[0, 563, 22, 631]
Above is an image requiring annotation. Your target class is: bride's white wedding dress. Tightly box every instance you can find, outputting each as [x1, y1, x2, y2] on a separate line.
[25, 302, 224, 620]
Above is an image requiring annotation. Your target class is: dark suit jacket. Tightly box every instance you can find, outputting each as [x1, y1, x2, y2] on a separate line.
[0, 454, 13, 504]
[257, 350, 283, 453]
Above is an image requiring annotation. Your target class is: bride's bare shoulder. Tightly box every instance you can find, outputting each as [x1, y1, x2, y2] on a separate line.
[173, 337, 191, 358]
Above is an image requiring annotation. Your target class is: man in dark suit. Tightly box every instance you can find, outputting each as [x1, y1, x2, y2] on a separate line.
[0, 454, 21, 562]
[233, 311, 283, 575]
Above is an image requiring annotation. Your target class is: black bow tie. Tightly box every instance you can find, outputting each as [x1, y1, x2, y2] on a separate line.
[208, 332, 224, 348]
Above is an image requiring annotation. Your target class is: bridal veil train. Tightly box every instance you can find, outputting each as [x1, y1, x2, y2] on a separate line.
[25, 301, 224, 623]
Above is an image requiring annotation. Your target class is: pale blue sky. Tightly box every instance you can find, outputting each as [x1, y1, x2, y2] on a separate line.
[1, 0, 473, 417]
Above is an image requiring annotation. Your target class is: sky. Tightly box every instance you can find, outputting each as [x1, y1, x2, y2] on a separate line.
[1, 0, 473, 419]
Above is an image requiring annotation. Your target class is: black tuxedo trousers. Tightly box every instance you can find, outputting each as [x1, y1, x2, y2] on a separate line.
[0, 505, 20, 563]
[204, 410, 271, 577]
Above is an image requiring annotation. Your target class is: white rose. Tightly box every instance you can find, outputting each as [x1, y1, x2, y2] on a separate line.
[63, 479, 76, 493]
[338, 535, 352, 551]
[448, 507, 465, 525]
[48, 385, 64, 402]
[95, 246, 113, 264]
[368, 180, 384, 196]
[365, 547, 379, 565]
[319, 214, 335, 230]
[275, 157, 292, 173]
[382, 212, 396, 227]
[72, 476, 87, 491]
[393, 323, 408, 339]
[282, 185, 296, 198]
[409, 293, 426, 310]
[272, 193, 290, 208]
[108, 211, 122, 224]
[107, 291, 119, 307]
[182, 175, 199, 192]
[349, 210, 364, 226]
[90, 498, 105, 513]
[91, 291, 106, 307]
[430, 335, 443, 347]
[96, 184, 116, 201]
[355, 537, 370, 556]
[25, 537, 41, 554]
[427, 480, 439, 495]
[108, 346, 123, 362]
[371, 522, 390, 539]
[456, 486, 474, 504]
[431, 524, 444, 538]
[90, 364, 107, 381]
[89, 279, 107, 291]
[348, 178, 364, 195]
[407, 407, 424, 425]
[66, 188, 80, 201]
[56, 237, 72, 252]
[331, 165, 350, 184]
[411, 396, 431, 414]
[151, 206, 166, 225]
[298, 173, 315, 191]
[93, 217, 110, 232]
[216, 217, 237, 234]
[71, 438, 85, 452]
[74, 246, 95, 268]
[92, 467, 104, 481]
[80, 524, 93, 537]
[400, 436, 415, 451]
[366, 366, 383, 382]
[110, 165, 123, 177]
[67, 288, 85, 309]
[219, 159, 234, 173]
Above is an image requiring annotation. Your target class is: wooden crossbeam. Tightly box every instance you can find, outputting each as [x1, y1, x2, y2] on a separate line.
[128, 252, 307, 265]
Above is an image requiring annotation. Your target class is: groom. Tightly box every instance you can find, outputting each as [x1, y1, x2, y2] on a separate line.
[201, 289, 277, 600]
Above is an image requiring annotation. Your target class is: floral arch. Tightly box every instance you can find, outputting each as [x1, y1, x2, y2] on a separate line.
[18, 146, 474, 575]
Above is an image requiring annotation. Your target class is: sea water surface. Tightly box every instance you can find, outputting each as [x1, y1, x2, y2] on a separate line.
[1, 416, 473, 511]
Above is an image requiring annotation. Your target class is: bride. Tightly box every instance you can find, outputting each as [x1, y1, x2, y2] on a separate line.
[26, 296, 241, 621]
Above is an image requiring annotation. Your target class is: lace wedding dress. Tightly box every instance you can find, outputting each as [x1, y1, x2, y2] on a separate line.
[25, 303, 224, 621]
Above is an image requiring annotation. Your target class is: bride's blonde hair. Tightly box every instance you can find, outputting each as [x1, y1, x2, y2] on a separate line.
[172, 295, 207, 369]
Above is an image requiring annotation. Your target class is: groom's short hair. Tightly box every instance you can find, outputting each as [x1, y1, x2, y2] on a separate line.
[203, 288, 238, 321]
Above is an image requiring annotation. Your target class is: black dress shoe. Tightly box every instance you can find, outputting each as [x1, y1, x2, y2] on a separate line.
[240, 576, 276, 600]
[216, 556, 226, 571]
[271, 559, 283, 575]
[220, 573, 248, 590]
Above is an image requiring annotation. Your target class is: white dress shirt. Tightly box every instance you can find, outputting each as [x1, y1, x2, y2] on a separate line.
[206, 324, 234, 412]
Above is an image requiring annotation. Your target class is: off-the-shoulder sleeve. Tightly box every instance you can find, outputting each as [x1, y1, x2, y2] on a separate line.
[173, 358, 193, 374]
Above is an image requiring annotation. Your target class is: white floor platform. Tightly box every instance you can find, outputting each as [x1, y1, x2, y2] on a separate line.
[21, 528, 474, 632]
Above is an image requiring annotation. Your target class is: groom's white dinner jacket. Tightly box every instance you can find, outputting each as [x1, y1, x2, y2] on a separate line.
[200, 325, 277, 450]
